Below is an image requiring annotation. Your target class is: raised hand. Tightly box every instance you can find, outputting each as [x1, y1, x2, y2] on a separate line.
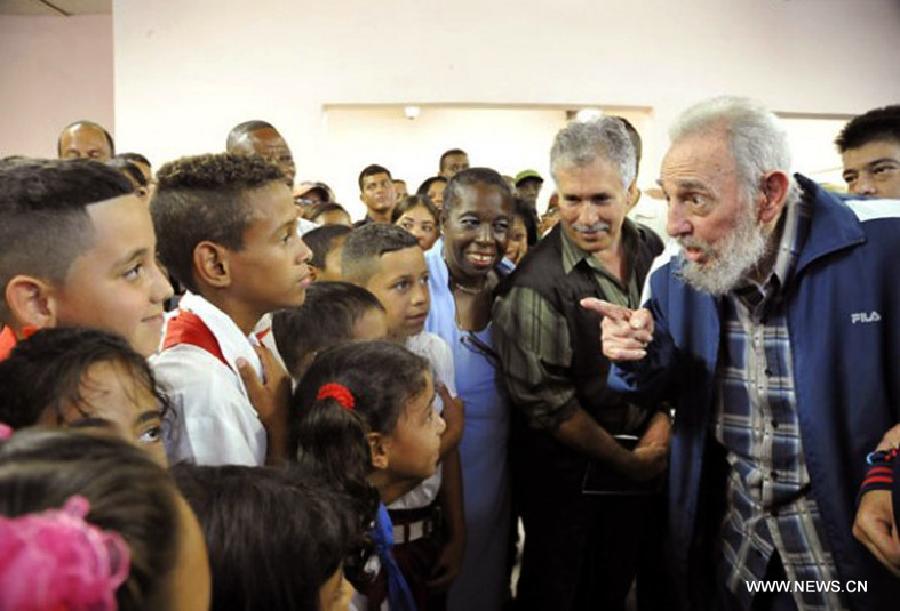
[580, 298, 655, 361]
[853, 490, 900, 577]
[238, 344, 292, 464]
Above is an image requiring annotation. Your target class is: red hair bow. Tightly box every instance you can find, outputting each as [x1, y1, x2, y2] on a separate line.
[316, 383, 356, 411]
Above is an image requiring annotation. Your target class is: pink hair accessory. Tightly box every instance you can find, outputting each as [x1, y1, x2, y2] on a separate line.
[0, 495, 130, 611]
[0, 423, 12, 440]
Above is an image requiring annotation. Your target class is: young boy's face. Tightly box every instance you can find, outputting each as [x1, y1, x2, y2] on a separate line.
[54, 194, 173, 357]
[40, 360, 167, 466]
[363, 246, 430, 340]
[226, 182, 312, 314]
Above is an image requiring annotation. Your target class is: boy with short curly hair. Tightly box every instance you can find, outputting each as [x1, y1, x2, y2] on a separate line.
[150, 153, 311, 466]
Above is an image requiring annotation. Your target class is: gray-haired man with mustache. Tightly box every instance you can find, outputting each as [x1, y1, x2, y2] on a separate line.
[492, 117, 666, 611]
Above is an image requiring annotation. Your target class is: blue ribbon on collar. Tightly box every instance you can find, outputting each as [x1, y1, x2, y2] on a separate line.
[371, 503, 417, 611]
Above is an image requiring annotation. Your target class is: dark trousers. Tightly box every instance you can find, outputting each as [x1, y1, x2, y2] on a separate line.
[389, 506, 447, 611]
[515, 483, 652, 611]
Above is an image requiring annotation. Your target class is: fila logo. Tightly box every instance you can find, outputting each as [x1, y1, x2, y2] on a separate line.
[851, 311, 882, 324]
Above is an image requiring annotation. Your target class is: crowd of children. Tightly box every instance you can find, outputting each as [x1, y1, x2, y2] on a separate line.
[0, 142, 521, 611]
[4, 102, 899, 611]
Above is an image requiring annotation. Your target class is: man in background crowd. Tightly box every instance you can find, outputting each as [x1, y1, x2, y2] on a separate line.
[57, 120, 114, 161]
[439, 148, 469, 178]
[226, 120, 296, 186]
[837, 104, 900, 199]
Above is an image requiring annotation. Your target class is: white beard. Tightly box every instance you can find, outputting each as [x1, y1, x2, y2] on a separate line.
[676, 202, 768, 296]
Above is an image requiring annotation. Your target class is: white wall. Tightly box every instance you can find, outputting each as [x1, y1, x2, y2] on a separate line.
[0, 15, 113, 158]
[321, 105, 650, 217]
[111, 0, 900, 217]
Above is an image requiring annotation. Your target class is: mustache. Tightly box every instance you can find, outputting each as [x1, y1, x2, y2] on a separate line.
[572, 222, 610, 233]
[677, 236, 715, 257]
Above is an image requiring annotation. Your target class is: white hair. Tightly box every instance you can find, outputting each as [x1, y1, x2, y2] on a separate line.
[669, 96, 794, 200]
[550, 116, 637, 189]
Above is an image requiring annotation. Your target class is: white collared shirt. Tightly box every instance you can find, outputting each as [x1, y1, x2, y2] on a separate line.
[389, 331, 456, 510]
[152, 291, 267, 466]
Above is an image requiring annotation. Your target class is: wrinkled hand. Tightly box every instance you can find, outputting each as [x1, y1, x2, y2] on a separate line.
[581, 298, 654, 361]
[238, 344, 292, 463]
[876, 424, 900, 451]
[853, 490, 900, 577]
[427, 534, 465, 590]
[622, 445, 669, 482]
[437, 383, 464, 456]
[638, 411, 672, 451]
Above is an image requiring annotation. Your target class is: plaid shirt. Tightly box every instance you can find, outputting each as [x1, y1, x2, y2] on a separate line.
[493, 223, 640, 430]
[713, 196, 848, 610]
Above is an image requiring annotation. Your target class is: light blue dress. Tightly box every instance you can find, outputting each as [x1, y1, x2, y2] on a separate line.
[425, 251, 510, 611]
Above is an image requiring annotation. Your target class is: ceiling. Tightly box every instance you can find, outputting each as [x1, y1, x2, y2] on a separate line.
[0, 0, 110, 16]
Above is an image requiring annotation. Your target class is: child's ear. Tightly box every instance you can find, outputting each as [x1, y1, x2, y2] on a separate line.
[307, 264, 321, 281]
[367, 431, 391, 470]
[193, 241, 232, 289]
[5, 275, 58, 330]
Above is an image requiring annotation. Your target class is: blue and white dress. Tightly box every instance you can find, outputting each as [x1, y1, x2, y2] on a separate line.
[424, 250, 510, 611]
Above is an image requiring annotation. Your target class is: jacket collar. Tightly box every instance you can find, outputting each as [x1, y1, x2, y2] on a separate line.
[793, 174, 866, 275]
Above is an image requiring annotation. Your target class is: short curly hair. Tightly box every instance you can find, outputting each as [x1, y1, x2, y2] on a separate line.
[150, 153, 285, 293]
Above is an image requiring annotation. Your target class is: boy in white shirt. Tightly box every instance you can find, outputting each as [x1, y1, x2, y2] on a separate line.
[150, 154, 311, 466]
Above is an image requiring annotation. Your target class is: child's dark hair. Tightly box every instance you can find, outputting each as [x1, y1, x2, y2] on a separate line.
[0, 428, 180, 610]
[511, 196, 540, 246]
[390, 193, 440, 225]
[107, 158, 149, 188]
[0, 159, 133, 323]
[172, 464, 361, 611]
[115, 152, 151, 169]
[835, 104, 900, 152]
[292, 340, 430, 525]
[416, 175, 447, 199]
[272, 281, 385, 378]
[0, 327, 169, 431]
[303, 224, 352, 269]
[310, 202, 350, 224]
[150, 153, 285, 293]
[341, 223, 419, 285]
[357, 164, 392, 191]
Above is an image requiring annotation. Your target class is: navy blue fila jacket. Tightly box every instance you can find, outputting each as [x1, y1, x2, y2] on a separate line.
[609, 175, 900, 610]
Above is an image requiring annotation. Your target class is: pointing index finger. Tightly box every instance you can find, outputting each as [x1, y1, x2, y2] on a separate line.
[580, 298, 631, 323]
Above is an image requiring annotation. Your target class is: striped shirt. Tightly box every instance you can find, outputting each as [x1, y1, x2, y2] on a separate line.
[713, 195, 848, 610]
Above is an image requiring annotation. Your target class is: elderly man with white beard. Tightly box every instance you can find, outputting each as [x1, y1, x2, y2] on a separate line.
[586, 96, 900, 611]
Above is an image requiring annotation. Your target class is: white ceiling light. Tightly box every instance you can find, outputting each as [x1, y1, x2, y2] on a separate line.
[404, 105, 421, 120]
[575, 108, 602, 122]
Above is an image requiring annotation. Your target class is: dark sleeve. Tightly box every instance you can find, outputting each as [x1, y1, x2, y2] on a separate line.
[493, 287, 580, 430]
